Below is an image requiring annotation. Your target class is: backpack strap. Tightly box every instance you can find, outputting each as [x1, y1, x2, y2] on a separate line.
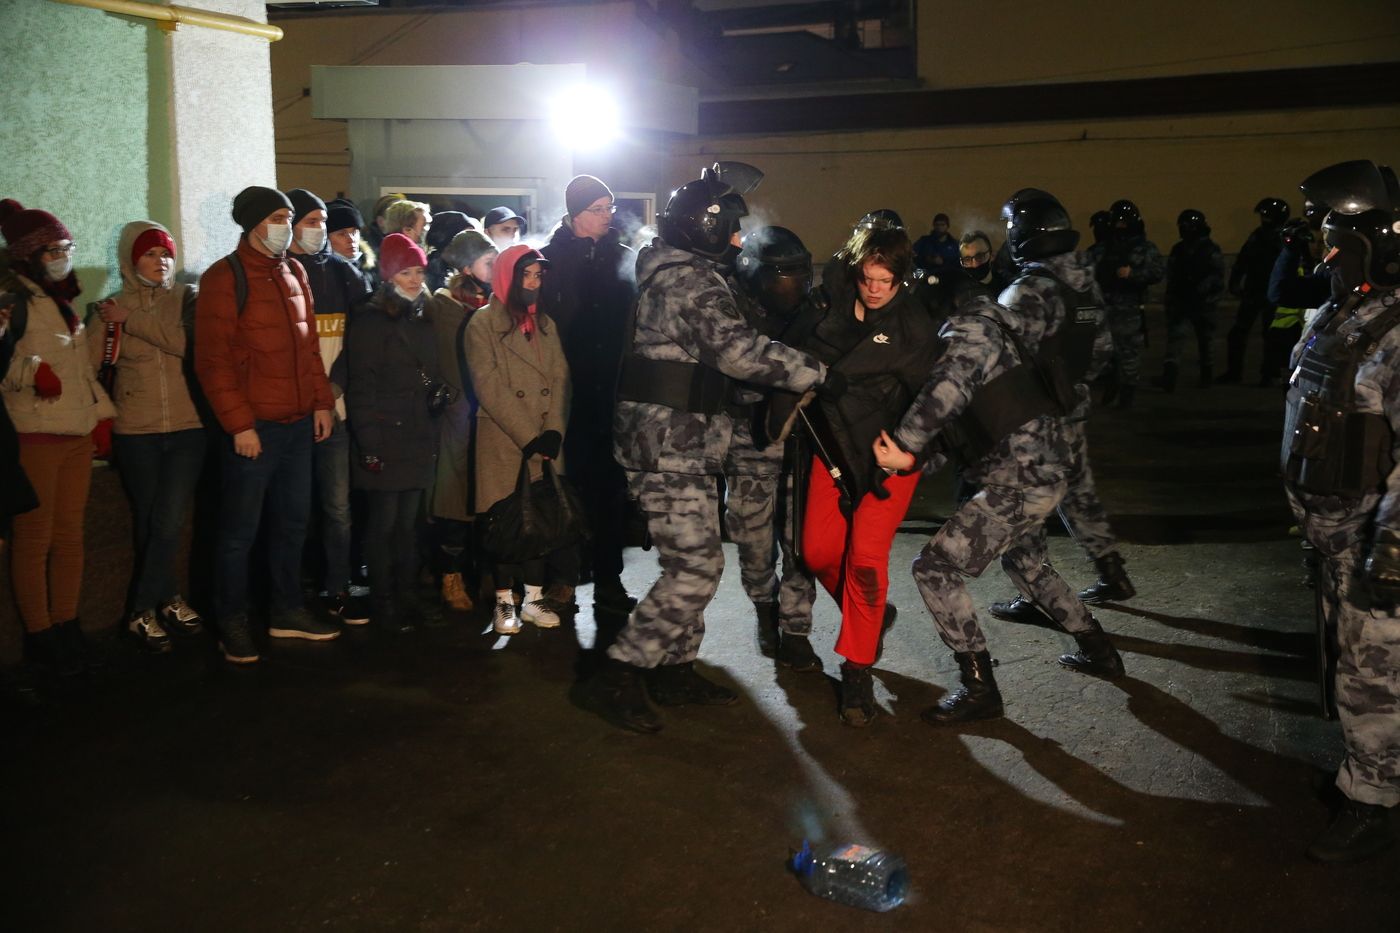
[225, 253, 248, 317]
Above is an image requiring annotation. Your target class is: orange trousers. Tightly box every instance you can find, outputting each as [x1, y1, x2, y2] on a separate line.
[10, 436, 93, 632]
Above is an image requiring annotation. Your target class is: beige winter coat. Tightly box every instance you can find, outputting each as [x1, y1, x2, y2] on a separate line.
[465, 298, 570, 513]
[1, 274, 115, 436]
[88, 221, 204, 436]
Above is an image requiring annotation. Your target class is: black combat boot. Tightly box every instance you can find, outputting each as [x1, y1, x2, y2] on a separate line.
[839, 661, 877, 727]
[24, 626, 81, 677]
[754, 601, 779, 658]
[1306, 800, 1394, 863]
[1157, 361, 1179, 393]
[922, 651, 1003, 725]
[597, 659, 663, 733]
[1078, 552, 1136, 603]
[1059, 617, 1126, 679]
[777, 631, 822, 672]
[647, 662, 738, 707]
[988, 595, 1053, 626]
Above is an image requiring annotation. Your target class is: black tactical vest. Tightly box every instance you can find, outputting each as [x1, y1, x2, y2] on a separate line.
[1282, 291, 1399, 498]
[1020, 269, 1102, 408]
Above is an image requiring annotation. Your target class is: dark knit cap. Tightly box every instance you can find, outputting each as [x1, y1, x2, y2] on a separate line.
[0, 199, 72, 261]
[565, 175, 613, 218]
[483, 206, 526, 234]
[232, 186, 294, 233]
[326, 198, 364, 233]
[441, 229, 497, 273]
[287, 188, 327, 226]
[379, 233, 428, 280]
[426, 211, 474, 251]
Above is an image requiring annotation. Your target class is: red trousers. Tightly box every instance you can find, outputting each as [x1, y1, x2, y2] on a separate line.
[801, 457, 920, 665]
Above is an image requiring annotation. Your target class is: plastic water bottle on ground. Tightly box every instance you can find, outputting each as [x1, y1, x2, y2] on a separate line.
[791, 839, 908, 912]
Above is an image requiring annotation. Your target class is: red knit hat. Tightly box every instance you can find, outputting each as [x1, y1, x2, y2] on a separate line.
[0, 199, 72, 261]
[131, 227, 177, 268]
[379, 233, 427, 280]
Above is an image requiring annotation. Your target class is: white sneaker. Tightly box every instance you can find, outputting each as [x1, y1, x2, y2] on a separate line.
[521, 599, 561, 629]
[129, 610, 172, 652]
[493, 600, 522, 635]
[158, 595, 203, 634]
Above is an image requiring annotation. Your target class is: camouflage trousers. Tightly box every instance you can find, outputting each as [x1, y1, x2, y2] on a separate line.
[913, 480, 1094, 654]
[1106, 302, 1146, 387]
[1164, 304, 1216, 368]
[722, 469, 816, 633]
[1058, 419, 1119, 561]
[1309, 532, 1400, 807]
[608, 471, 724, 669]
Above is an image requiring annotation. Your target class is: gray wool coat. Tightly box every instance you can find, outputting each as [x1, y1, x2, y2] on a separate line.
[464, 298, 570, 513]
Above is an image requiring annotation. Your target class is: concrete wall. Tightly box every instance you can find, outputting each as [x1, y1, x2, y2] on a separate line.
[0, 1, 157, 301]
[916, 0, 1398, 88]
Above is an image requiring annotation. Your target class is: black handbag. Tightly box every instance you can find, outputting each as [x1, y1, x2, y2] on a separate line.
[481, 454, 588, 563]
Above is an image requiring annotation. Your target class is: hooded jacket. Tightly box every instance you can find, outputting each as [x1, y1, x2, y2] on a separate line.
[465, 245, 571, 512]
[1, 271, 115, 437]
[194, 237, 334, 435]
[291, 241, 368, 420]
[88, 221, 204, 436]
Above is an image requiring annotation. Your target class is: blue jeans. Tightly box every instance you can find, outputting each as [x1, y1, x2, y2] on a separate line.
[113, 428, 207, 613]
[215, 417, 314, 621]
[313, 418, 352, 595]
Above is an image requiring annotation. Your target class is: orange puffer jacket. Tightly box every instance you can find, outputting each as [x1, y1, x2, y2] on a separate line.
[194, 237, 333, 434]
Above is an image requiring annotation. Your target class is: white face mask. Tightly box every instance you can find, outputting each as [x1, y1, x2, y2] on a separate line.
[297, 228, 327, 254]
[136, 273, 170, 288]
[260, 222, 293, 255]
[394, 284, 423, 303]
[44, 255, 73, 280]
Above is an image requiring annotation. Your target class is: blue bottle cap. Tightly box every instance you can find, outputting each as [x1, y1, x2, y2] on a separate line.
[791, 839, 815, 876]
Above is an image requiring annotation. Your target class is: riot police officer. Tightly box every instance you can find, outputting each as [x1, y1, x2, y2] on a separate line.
[874, 191, 1125, 725]
[1284, 159, 1400, 862]
[983, 189, 1134, 626]
[1090, 199, 1165, 408]
[1160, 209, 1226, 391]
[1223, 196, 1290, 384]
[598, 166, 832, 733]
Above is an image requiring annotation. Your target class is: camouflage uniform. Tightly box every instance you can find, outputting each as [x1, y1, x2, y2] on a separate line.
[722, 416, 782, 606]
[893, 296, 1095, 654]
[999, 253, 1120, 564]
[609, 240, 825, 668]
[1089, 234, 1165, 387]
[1286, 287, 1400, 809]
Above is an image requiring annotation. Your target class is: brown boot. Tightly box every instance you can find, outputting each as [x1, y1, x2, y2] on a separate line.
[440, 572, 474, 612]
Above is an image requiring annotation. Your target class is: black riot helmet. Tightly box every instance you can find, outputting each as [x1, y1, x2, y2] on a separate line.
[736, 226, 813, 317]
[1109, 199, 1142, 236]
[856, 209, 904, 232]
[1301, 159, 1400, 289]
[1176, 209, 1210, 240]
[1001, 188, 1080, 262]
[1253, 197, 1291, 227]
[1090, 210, 1112, 245]
[659, 163, 760, 262]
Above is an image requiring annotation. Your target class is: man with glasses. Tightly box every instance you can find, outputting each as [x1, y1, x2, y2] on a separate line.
[538, 175, 638, 613]
[954, 230, 1013, 306]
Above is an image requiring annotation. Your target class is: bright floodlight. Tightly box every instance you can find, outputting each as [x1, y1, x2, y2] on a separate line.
[550, 85, 620, 148]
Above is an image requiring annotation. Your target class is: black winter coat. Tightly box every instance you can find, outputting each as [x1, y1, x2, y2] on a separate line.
[538, 224, 635, 444]
[1230, 224, 1285, 303]
[785, 266, 940, 505]
[345, 287, 444, 491]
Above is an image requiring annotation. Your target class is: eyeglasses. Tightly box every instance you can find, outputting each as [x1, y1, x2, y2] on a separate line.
[582, 205, 617, 217]
[42, 243, 75, 257]
[959, 250, 990, 268]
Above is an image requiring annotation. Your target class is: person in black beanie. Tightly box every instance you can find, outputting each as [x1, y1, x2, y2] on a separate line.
[538, 174, 637, 612]
[327, 198, 374, 281]
[425, 211, 478, 293]
[288, 188, 371, 624]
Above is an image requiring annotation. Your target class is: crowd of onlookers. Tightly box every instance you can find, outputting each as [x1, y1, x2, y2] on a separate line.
[0, 173, 638, 681]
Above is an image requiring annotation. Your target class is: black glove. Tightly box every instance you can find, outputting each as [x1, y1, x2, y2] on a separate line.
[522, 429, 562, 459]
[1365, 528, 1400, 603]
[817, 366, 847, 400]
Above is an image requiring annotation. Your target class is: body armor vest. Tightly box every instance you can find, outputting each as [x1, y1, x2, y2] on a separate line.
[1020, 269, 1102, 409]
[1282, 290, 1399, 497]
[941, 315, 1060, 466]
[615, 261, 732, 415]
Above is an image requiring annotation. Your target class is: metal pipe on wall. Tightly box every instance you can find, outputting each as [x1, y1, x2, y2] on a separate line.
[49, 0, 284, 42]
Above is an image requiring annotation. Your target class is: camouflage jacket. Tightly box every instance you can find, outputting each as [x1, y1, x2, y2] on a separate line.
[613, 240, 825, 476]
[893, 296, 1072, 488]
[1165, 236, 1226, 310]
[1286, 286, 1400, 545]
[1089, 234, 1165, 309]
[998, 251, 1113, 421]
